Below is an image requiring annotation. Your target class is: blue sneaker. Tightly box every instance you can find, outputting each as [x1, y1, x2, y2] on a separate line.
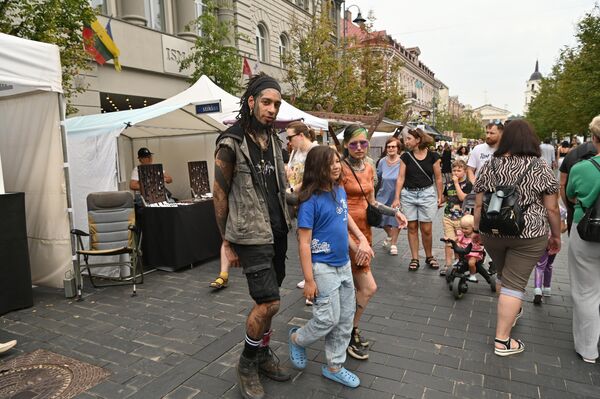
[321, 366, 360, 388]
[288, 327, 306, 369]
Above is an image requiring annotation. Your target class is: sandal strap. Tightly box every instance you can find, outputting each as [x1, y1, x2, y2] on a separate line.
[495, 337, 522, 350]
[213, 277, 226, 284]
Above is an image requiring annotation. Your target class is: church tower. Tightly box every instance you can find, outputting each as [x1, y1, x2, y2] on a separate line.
[524, 60, 543, 114]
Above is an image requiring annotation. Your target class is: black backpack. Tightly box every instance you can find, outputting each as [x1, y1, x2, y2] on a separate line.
[576, 158, 600, 242]
[480, 158, 536, 236]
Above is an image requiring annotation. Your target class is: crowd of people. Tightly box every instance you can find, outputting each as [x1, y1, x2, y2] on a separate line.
[208, 73, 599, 398]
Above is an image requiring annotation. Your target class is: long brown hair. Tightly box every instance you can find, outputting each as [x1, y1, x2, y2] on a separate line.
[298, 146, 341, 203]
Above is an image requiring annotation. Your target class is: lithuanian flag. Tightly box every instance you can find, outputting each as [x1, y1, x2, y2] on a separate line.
[83, 19, 121, 71]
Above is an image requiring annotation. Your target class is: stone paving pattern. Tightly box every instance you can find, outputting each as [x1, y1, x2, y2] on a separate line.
[1, 216, 599, 399]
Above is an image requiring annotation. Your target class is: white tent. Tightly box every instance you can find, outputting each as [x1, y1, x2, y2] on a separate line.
[191, 75, 328, 130]
[0, 33, 73, 288]
[66, 77, 229, 233]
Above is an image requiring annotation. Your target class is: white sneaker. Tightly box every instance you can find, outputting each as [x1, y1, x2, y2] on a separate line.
[0, 340, 16, 354]
[467, 275, 478, 283]
[296, 280, 305, 289]
[382, 237, 391, 250]
[305, 298, 313, 306]
[542, 287, 551, 297]
[389, 245, 398, 256]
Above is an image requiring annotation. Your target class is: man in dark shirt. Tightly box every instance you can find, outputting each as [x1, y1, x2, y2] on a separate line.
[559, 140, 597, 233]
[213, 74, 291, 399]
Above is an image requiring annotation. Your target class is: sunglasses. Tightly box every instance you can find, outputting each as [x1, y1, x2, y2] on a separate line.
[286, 133, 300, 141]
[348, 140, 369, 150]
[386, 145, 398, 149]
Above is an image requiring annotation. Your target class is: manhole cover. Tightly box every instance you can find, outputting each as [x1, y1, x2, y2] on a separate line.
[0, 349, 110, 399]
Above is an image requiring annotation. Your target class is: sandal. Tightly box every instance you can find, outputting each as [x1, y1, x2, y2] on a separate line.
[425, 256, 440, 270]
[408, 258, 420, 271]
[494, 337, 525, 356]
[288, 327, 306, 369]
[321, 365, 360, 388]
[209, 276, 228, 289]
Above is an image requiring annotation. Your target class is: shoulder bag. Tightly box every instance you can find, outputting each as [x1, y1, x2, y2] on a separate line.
[576, 158, 600, 242]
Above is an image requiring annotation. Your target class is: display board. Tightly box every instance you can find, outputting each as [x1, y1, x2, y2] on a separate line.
[139, 164, 167, 204]
[188, 161, 210, 197]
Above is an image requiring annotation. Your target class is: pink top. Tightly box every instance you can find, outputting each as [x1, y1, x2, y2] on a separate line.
[456, 230, 484, 260]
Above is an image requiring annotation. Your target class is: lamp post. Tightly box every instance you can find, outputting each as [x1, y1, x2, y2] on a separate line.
[342, 2, 366, 49]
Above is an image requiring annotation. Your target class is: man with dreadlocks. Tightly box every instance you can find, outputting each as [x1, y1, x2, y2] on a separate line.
[213, 73, 291, 399]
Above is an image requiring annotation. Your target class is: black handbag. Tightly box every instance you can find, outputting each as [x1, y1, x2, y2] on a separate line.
[480, 158, 536, 236]
[576, 158, 600, 242]
[344, 160, 382, 227]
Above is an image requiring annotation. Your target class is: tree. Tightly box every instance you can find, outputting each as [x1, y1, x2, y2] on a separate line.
[179, 0, 242, 94]
[527, 4, 600, 140]
[0, 0, 96, 115]
[283, 4, 406, 118]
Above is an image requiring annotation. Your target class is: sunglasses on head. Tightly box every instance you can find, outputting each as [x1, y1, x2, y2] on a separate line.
[348, 140, 369, 150]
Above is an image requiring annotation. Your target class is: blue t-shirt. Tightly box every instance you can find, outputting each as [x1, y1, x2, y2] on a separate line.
[297, 185, 349, 266]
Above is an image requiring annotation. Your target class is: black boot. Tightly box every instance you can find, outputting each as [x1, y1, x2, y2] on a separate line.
[258, 346, 291, 381]
[237, 354, 265, 399]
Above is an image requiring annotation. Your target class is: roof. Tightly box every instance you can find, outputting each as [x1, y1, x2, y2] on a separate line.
[529, 60, 542, 81]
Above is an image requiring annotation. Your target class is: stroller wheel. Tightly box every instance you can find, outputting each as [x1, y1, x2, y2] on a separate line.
[489, 275, 497, 293]
[452, 278, 467, 299]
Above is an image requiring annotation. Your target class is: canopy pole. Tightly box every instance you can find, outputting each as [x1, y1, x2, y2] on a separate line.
[58, 94, 77, 285]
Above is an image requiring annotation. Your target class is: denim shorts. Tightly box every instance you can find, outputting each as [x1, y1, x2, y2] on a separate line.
[401, 185, 438, 222]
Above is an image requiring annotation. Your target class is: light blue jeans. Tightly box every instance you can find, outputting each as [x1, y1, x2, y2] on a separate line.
[295, 261, 355, 368]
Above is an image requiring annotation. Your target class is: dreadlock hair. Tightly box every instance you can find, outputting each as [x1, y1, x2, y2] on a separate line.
[237, 72, 280, 134]
[298, 146, 341, 204]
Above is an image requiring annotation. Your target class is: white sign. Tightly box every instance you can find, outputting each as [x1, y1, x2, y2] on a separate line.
[161, 35, 194, 76]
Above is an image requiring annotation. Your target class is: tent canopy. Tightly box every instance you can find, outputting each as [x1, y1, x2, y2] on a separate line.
[192, 75, 328, 130]
[0, 32, 62, 97]
[0, 33, 72, 288]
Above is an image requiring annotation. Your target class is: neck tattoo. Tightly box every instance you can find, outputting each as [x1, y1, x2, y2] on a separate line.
[347, 155, 364, 170]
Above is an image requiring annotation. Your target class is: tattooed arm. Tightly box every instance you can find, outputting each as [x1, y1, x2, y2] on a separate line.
[213, 145, 240, 267]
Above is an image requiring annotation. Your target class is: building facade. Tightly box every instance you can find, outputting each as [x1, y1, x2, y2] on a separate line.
[343, 18, 441, 117]
[523, 60, 542, 114]
[472, 104, 511, 125]
[76, 0, 340, 115]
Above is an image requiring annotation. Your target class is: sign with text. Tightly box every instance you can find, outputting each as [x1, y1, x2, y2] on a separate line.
[161, 35, 194, 76]
[195, 100, 222, 114]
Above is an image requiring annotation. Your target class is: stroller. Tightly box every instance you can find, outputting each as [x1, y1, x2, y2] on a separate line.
[440, 193, 497, 299]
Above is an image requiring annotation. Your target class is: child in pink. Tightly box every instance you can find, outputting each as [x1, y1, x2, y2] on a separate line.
[456, 215, 484, 282]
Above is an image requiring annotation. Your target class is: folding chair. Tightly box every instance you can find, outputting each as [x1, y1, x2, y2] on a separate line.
[71, 191, 143, 300]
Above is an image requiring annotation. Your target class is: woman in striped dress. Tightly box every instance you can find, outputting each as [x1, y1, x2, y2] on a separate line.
[473, 120, 562, 357]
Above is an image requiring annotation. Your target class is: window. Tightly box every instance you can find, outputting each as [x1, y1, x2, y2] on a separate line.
[279, 34, 288, 66]
[256, 24, 267, 62]
[89, 0, 106, 13]
[145, 0, 165, 31]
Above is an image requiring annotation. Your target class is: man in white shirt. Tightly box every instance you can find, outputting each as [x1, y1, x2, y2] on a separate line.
[129, 147, 173, 193]
[467, 122, 504, 184]
[539, 138, 556, 169]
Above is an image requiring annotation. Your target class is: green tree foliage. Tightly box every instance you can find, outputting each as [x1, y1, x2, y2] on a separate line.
[435, 108, 484, 139]
[179, 0, 242, 94]
[527, 5, 600, 139]
[0, 0, 96, 115]
[283, 4, 406, 119]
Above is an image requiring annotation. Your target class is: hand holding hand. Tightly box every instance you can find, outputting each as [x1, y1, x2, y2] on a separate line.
[395, 211, 408, 229]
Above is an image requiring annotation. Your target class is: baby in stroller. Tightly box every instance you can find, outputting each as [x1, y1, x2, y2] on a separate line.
[455, 215, 484, 282]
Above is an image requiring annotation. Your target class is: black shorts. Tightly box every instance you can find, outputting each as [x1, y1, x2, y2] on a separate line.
[232, 242, 281, 304]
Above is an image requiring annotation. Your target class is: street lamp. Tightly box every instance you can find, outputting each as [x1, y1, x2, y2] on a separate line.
[342, 3, 366, 49]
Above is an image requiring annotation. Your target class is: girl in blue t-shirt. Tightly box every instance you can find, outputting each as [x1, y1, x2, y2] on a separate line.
[288, 146, 373, 388]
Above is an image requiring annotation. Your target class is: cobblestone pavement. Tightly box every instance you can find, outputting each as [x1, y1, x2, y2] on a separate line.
[1, 213, 599, 399]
